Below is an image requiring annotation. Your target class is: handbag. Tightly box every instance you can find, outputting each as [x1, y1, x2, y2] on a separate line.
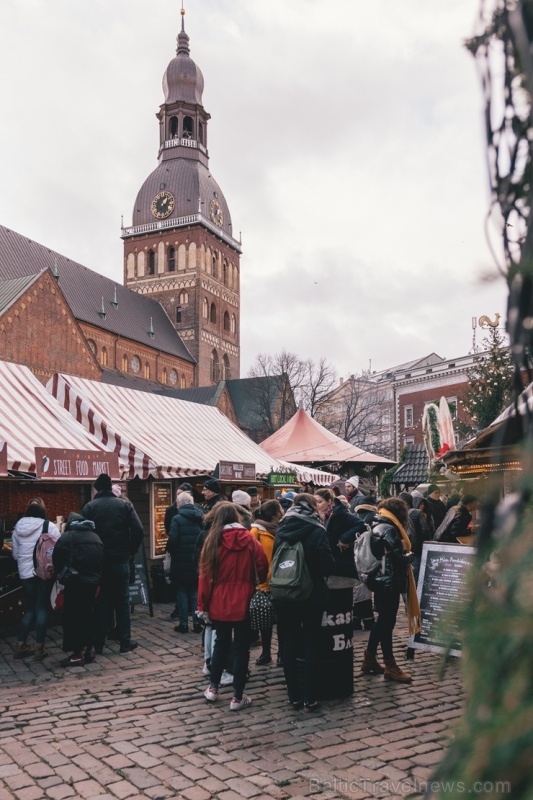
[248, 535, 274, 630]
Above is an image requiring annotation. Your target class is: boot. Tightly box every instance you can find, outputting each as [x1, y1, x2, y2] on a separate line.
[384, 657, 412, 683]
[13, 641, 34, 660]
[34, 644, 49, 662]
[361, 649, 385, 675]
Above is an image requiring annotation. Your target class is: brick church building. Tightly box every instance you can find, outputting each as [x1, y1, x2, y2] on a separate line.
[0, 10, 240, 391]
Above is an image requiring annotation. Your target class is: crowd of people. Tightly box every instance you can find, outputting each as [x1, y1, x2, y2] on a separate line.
[9, 474, 477, 712]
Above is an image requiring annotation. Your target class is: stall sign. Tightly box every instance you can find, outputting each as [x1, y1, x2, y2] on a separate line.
[34, 448, 120, 480]
[0, 442, 7, 476]
[218, 461, 256, 482]
[267, 470, 297, 486]
[152, 482, 172, 559]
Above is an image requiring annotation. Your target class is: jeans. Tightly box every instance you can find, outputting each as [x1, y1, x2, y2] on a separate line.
[210, 620, 250, 700]
[367, 590, 400, 661]
[19, 577, 52, 645]
[277, 603, 323, 705]
[97, 561, 131, 648]
[175, 580, 198, 628]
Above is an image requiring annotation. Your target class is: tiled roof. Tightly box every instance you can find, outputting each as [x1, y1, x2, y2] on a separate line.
[0, 273, 38, 316]
[391, 444, 429, 486]
[225, 376, 282, 431]
[100, 369, 220, 404]
[0, 225, 195, 364]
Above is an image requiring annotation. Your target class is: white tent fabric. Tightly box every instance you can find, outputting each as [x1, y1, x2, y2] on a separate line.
[0, 361, 113, 474]
[48, 373, 287, 480]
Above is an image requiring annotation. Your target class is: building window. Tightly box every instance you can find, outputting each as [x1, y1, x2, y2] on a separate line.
[223, 310, 230, 331]
[223, 354, 231, 380]
[212, 254, 217, 280]
[210, 349, 220, 383]
[223, 261, 227, 285]
[169, 116, 178, 138]
[202, 298, 209, 319]
[183, 116, 194, 139]
[404, 405, 414, 428]
[210, 302, 217, 323]
[144, 362, 150, 379]
[87, 339, 97, 355]
[100, 346, 108, 367]
[168, 247, 176, 272]
[179, 290, 189, 304]
[122, 354, 128, 373]
[382, 410, 390, 426]
[230, 314, 236, 334]
[148, 250, 155, 275]
[446, 397, 458, 420]
[180, 373, 186, 388]
[176, 305, 182, 323]
[161, 367, 168, 385]
[404, 436, 415, 445]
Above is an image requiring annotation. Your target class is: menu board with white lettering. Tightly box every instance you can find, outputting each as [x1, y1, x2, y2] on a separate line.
[151, 482, 172, 559]
[409, 542, 477, 657]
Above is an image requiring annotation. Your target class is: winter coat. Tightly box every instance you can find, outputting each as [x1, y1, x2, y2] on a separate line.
[166, 503, 204, 584]
[12, 517, 60, 580]
[369, 514, 410, 594]
[197, 523, 268, 622]
[203, 494, 222, 513]
[250, 522, 277, 591]
[409, 496, 433, 556]
[52, 520, 104, 585]
[355, 504, 379, 527]
[274, 507, 335, 607]
[426, 496, 446, 531]
[325, 499, 366, 578]
[82, 491, 144, 563]
[348, 491, 366, 512]
[446, 504, 473, 542]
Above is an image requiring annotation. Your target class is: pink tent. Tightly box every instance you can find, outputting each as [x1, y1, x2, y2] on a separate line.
[260, 409, 395, 467]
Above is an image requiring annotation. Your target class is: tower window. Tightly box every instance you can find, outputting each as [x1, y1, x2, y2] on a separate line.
[212, 254, 217, 279]
[170, 116, 179, 138]
[148, 250, 155, 275]
[230, 314, 236, 334]
[223, 354, 231, 380]
[210, 302, 217, 323]
[202, 297, 209, 319]
[176, 305, 182, 323]
[223, 261, 227, 285]
[223, 310, 230, 331]
[183, 116, 194, 139]
[210, 349, 220, 383]
[179, 290, 189, 305]
[169, 247, 176, 272]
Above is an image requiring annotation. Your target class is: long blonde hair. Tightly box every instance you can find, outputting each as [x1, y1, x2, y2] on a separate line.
[199, 502, 241, 580]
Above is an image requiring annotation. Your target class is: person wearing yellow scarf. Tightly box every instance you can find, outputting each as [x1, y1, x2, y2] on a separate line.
[360, 497, 421, 683]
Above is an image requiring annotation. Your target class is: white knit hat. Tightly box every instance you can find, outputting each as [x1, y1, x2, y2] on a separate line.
[345, 476, 360, 489]
[232, 490, 251, 507]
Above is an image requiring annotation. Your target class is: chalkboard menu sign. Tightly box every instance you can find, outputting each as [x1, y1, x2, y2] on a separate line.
[151, 482, 172, 559]
[129, 545, 152, 616]
[409, 542, 477, 657]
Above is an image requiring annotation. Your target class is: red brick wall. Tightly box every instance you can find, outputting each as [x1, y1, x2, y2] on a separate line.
[0, 481, 90, 531]
[398, 380, 470, 447]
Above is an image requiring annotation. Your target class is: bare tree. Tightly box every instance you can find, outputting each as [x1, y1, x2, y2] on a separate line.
[301, 357, 338, 418]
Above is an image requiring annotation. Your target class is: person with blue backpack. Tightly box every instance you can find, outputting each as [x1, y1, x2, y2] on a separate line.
[11, 498, 60, 661]
[271, 494, 335, 712]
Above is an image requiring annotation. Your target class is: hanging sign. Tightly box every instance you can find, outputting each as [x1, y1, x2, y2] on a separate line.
[267, 469, 297, 486]
[34, 448, 120, 480]
[218, 461, 256, 482]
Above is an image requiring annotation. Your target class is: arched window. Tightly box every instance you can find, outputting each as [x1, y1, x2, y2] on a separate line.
[223, 261, 227, 285]
[176, 305, 182, 323]
[144, 362, 150, 379]
[170, 116, 179, 138]
[202, 297, 209, 319]
[100, 346, 108, 367]
[223, 354, 231, 380]
[148, 250, 155, 275]
[179, 290, 189, 304]
[210, 303, 217, 324]
[122, 354, 128, 372]
[223, 310, 230, 331]
[210, 349, 220, 383]
[230, 314, 236, 334]
[180, 374, 186, 389]
[162, 367, 168, 385]
[183, 116, 194, 139]
[168, 247, 176, 272]
[87, 339, 97, 356]
[212, 253, 217, 279]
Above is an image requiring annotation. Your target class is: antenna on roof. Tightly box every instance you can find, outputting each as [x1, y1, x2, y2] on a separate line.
[148, 317, 155, 338]
[98, 297, 107, 319]
[52, 258, 59, 281]
[111, 286, 118, 309]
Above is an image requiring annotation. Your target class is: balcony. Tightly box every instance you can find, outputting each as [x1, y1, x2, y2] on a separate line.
[164, 137, 207, 154]
[121, 213, 242, 252]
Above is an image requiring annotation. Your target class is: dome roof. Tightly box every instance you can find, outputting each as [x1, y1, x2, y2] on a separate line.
[132, 159, 233, 237]
[162, 26, 204, 105]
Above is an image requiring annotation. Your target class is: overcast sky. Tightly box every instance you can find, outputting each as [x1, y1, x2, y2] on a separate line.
[0, 0, 507, 380]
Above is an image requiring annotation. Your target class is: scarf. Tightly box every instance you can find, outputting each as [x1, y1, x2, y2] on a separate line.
[378, 508, 422, 635]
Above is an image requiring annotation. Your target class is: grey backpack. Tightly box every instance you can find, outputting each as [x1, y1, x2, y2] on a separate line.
[353, 528, 382, 584]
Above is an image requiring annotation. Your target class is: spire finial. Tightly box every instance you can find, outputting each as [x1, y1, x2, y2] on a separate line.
[177, 0, 190, 55]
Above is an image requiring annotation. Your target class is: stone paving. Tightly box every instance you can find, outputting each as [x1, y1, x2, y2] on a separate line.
[0, 603, 464, 800]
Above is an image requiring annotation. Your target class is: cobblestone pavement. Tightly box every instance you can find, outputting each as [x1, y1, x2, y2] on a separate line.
[0, 604, 464, 800]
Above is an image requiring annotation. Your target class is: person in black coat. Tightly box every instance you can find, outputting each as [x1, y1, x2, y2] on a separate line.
[315, 489, 366, 578]
[82, 473, 144, 654]
[164, 482, 194, 535]
[426, 484, 446, 531]
[52, 513, 104, 667]
[443, 495, 478, 543]
[273, 494, 335, 711]
[408, 495, 433, 582]
[166, 492, 204, 633]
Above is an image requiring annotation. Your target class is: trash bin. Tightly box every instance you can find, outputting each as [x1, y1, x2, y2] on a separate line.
[150, 563, 174, 603]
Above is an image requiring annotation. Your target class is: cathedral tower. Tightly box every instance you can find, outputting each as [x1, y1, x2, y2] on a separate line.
[122, 8, 241, 386]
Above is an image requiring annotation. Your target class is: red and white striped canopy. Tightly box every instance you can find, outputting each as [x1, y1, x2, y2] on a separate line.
[0, 361, 114, 474]
[48, 373, 288, 480]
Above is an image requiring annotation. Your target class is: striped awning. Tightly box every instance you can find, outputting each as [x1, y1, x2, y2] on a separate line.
[0, 361, 115, 474]
[48, 373, 287, 480]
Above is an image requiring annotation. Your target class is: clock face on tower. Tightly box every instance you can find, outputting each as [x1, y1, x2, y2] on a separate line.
[151, 191, 175, 219]
[209, 198, 223, 227]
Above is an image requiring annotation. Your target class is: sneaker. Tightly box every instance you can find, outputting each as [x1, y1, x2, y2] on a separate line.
[119, 641, 139, 653]
[230, 693, 252, 711]
[204, 686, 218, 702]
[287, 700, 304, 711]
[220, 670, 233, 686]
[202, 662, 211, 676]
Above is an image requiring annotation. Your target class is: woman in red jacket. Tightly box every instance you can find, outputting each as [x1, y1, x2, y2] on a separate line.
[198, 502, 268, 711]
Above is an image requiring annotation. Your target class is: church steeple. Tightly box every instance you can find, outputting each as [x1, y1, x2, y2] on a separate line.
[176, 4, 190, 55]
